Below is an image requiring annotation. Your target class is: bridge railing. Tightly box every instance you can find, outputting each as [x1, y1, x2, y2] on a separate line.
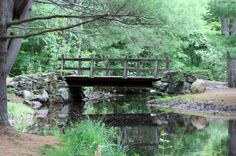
[59, 55, 171, 78]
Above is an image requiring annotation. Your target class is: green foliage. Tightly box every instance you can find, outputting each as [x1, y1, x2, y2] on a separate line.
[168, 121, 228, 156]
[42, 120, 128, 156]
[159, 130, 172, 156]
[10, 0, 231, 81]
[8, 101, 34, 132]
[208, 0, 236, 18]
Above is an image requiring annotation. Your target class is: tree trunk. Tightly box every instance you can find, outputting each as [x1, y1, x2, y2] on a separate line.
[228, 52, 236, 88]
[221, 17, 230, 36]
[231, 18, 236, 35]
[0, 0, 13, 127]
[0, 0, 32, 128]
[0, 75, 10, 127]
[228, 120, 236, 156]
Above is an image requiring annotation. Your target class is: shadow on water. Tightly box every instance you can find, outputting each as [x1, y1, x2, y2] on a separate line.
[84, 96, 236, 156]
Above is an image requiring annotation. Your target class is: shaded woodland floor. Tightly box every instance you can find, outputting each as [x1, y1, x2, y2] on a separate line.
[0, 132, 58, 156]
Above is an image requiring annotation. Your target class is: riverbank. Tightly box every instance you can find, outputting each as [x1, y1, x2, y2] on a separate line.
[147, 88, 236, 119]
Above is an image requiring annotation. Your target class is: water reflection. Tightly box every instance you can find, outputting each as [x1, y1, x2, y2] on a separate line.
[85, 96, 236, 156]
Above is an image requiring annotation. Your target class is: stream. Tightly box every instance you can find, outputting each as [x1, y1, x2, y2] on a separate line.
[83, 95, 234, 156]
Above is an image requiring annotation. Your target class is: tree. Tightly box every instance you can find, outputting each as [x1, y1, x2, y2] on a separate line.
[208, 0, 236, 35]
[0, 0, 33, 129]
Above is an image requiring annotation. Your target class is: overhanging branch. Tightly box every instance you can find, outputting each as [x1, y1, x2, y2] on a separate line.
[7, 13, 134, 27]
[2, 15, 106, 39]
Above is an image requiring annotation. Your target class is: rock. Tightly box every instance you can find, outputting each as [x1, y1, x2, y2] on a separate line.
[58, 105, 69, 119]
[190, 116, 208, 129]
[32, 89, 49, 103]
[167, 81, 184, 94]
[191, 79, 207, 93]
[57, 88, 69, 101]
[32, 101, 43, 109]
[22, 90, 34, 100]
[153, 81, 168, 91]
[186, 75, 196, 83]
[7, 81, 18, 88]
[149, 89, 157, 95]
[35, 109, 49, 119]
[23, 100, 32, 106]
[183, 82, 191, 93]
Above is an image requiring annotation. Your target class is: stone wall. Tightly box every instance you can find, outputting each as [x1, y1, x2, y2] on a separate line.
[7, 73, 75, 132]
[152, 71, 196, 95]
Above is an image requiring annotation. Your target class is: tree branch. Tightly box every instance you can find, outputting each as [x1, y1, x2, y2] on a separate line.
[7, 13, 133, 27]
[2, 14, 107, 39]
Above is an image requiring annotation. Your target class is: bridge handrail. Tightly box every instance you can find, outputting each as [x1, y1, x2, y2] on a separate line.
[59, 55, 171, 78]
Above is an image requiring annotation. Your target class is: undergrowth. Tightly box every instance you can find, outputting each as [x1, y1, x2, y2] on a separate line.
[42, 120, 128, 156]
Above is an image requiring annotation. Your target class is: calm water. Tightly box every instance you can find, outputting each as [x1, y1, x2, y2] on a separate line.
[84, 95, 233, 156]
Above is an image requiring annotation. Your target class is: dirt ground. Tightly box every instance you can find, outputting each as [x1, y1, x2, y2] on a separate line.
[0, 132, 58, 156]
[188, 88, 236, 105]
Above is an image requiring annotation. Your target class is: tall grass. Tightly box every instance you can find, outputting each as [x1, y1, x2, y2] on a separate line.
[43, 120, 128, 156]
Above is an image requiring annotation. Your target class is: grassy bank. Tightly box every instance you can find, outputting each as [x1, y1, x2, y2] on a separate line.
[42, 120, 128, 156]
[8, 101, 34, 132]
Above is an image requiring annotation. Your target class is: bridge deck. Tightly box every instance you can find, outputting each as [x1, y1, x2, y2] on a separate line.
[65, 75, 160, 88]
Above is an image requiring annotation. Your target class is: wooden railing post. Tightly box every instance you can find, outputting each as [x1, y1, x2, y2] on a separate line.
[154, 56, 159, 79]
[105, 58, 110, 76]
[60, 54, 65, 76]
[136, 58, 141, 76]
[123, 57, 128, 78]
[78, 55, 82, 75]
[90, 57, 95, 78]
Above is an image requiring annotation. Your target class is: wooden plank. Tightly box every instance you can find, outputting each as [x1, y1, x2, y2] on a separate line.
[105, 58, 110, 76]
[90, 58, 95, 78]
[78, 55, 82, 75]
[60, 55, 65, 76]
[59, 57, 158, 62]
[136, 59, 141, 76]
[154, 56, 159, 79]
[65, 76, 160, 88]
[63, 67, 156, 71]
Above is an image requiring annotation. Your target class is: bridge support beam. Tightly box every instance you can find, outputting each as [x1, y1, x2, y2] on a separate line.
[68, 87, 85, 122]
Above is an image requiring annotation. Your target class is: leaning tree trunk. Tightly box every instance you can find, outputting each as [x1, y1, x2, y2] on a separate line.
[221, 17, 230, 36]
[0, 0, 32, 128]
[228, 52, 236, 88]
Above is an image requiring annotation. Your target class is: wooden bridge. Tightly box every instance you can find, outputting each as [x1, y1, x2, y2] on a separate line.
[59, 55, 171, 88]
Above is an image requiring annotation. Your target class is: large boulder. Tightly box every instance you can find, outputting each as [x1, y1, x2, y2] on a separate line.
[191, 79, 207, 93]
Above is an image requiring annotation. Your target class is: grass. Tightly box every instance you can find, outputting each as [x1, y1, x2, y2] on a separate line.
[42, 120, 128, 156]
[8, 101, 34, 132]
[155, 95, 190, 103]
